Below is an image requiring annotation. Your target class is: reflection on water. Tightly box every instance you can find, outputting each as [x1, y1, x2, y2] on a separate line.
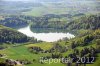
[18, 26, 75, 42]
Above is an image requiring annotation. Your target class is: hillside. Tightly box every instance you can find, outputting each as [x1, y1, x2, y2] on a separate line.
[0, 29, 99, 66]
[0, 25, 29, 43]
[29, 14, 100, 33]
[66, 14, 100, 30]
[0, 14, 99, 33]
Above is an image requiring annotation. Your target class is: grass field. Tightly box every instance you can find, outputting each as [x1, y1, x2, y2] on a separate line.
[22, 6, 72, 17]
[25, 42, 53, 50]
[0, 41, 100, 66]
[0, 42, 65, 66]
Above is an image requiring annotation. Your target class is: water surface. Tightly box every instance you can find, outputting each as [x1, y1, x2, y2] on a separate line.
[18, 26, 75, 42]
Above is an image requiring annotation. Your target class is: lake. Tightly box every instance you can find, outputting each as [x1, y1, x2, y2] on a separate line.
[18, 26, 75, 42]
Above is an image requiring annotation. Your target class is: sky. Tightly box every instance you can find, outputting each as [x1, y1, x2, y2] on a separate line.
[3, 0, 63, 3]
[4, 0, 33, 1]
[3, 0, 99, 2]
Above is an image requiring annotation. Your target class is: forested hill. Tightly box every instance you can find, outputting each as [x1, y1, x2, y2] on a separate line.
[30, 14, 100, 32]
[0, 14, 99, 33]
[0, 25, 29, 43]
[66, 14, 100, 30]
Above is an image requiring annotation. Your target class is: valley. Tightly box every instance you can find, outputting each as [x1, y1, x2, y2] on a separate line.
[0, 0, 100, 66]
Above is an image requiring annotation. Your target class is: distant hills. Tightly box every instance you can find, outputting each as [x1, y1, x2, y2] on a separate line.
[0, 0, 99, 15]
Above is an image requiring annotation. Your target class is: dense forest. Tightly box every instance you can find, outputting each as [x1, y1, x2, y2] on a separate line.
[0, 15, 28, 28]
[0, 14, 82, 29]
[0, 25, 38, 44]
[0, 14, 99, 32]
[67, 14, 100, 30]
